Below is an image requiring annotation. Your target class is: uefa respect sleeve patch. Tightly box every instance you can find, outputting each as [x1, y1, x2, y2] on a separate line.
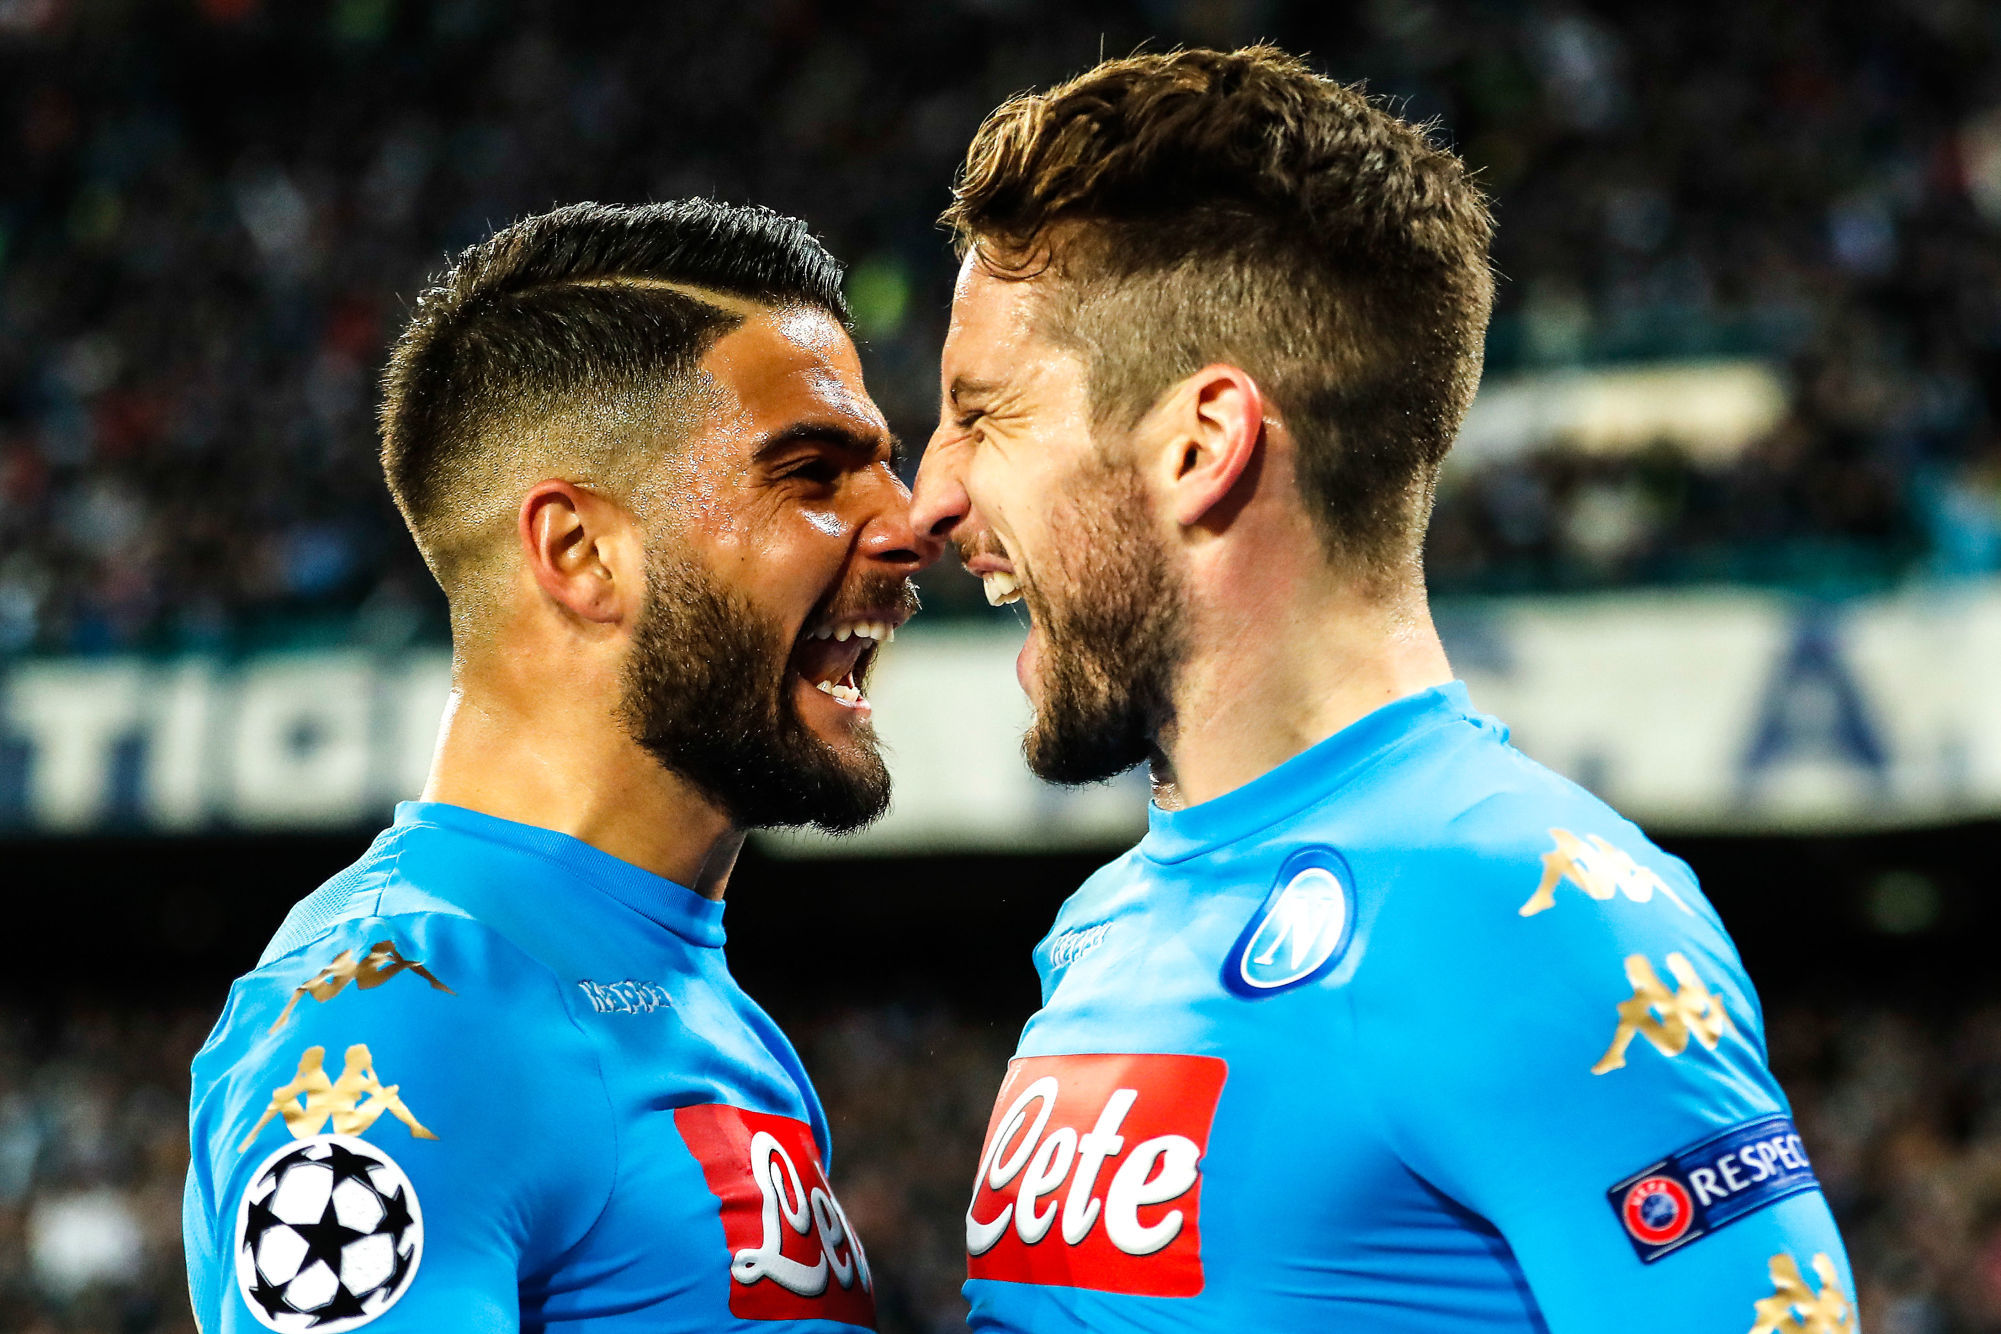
[1607, 1114, 1820, 1263]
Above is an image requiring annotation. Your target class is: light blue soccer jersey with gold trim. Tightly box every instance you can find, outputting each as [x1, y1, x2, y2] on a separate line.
[963, 683, 1856, 1333]
[185, 802, 876, 1333]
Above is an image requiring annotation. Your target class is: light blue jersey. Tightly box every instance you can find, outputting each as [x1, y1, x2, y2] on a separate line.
[185, 802, 875, 1333]
[965, 684, 1855, 1333]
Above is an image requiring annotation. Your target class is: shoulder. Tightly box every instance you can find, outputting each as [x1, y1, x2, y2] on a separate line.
[195, 908, 610, 1165]
[1352, 729, 1724, 958]
[1338, 738, 1784, 1106]
[205, 899, 595, 1072]
[188, 907, 616, 1266]
[1335, 735, 1767, 1070]
[257, 819, 565, 964]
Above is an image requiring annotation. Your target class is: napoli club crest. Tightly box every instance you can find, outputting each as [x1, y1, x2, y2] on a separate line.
[235, 1135, 423, 1331]
[1620, 1175, 1694, 1250]
[1226, 848, 1356, 997]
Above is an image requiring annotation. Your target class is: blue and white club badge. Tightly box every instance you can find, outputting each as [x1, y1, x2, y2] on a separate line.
[1226, 849, 1356, 997]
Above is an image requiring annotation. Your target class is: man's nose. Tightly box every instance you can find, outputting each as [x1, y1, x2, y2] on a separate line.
[859, 465, 945, 573]
[909, 435, 970, 546]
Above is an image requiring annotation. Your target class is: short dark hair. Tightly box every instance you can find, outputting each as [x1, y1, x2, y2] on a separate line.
[942, 46, 1494, 583]
[379, 200, 848, 594]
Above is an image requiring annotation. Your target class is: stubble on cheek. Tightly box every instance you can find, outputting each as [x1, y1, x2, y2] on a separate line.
[1020, 461, 1186, 786]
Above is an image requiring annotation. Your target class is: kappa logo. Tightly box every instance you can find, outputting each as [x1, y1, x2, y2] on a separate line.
[1225, 848, 1355, 997]
[675, 1105, 874, 1327]
[1046, 923, 1113, 970]
[1749, 1252, 1857, 1334]
[966, 1052, 1227, 1297]
[242, 1045, 437, 1151]
[1520, 829, 1692, 918]
[577, 979, 672, 1014]
[271, 941, 454, 1032]
[1592, 952, 1734, 1075]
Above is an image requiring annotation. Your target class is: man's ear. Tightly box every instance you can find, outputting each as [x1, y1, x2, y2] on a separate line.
[1160, 364, 1266, 531]
[518, 481, 642, 625]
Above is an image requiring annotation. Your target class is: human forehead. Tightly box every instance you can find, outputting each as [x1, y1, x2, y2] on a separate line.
[700, 304, 881, 434]
[943, 256, 1081, 407]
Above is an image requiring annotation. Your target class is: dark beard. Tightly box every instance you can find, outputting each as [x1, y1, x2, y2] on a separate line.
[618, 545, 891, 834]
[1023, 462, 1187, 786]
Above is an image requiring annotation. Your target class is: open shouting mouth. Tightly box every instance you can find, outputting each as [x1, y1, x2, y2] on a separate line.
[963, 544, 1038, 694]
[791, 607, 908, 716]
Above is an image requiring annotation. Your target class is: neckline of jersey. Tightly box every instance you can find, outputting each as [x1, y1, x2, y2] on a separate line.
[392, 800, 727, 947]
[1139, 681, 1478, 864]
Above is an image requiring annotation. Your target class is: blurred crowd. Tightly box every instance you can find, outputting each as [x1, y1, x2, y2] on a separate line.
[0, 996, 1994, 1333]
[1, 0, 2000, 654]
[0, 1007, 206, 1334]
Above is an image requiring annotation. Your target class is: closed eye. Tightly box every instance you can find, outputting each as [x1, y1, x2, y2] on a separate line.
[786, 458, 843, 485]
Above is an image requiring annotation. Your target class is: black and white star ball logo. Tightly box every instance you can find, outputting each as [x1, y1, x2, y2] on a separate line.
[234, 1134, 423, 1331]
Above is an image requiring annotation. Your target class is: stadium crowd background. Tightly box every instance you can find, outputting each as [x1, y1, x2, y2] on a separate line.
[4, 0, 2000, 652]
[1, 0, 1998, 1331]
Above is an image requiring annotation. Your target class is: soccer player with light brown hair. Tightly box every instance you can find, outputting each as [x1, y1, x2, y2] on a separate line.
[914, 46, 1855, 1333]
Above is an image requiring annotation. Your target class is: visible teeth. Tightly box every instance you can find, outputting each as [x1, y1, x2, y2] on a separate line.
[808, 618, 900, 644]
[982, 572, 1022, 606]
[811, 678, 865, 705]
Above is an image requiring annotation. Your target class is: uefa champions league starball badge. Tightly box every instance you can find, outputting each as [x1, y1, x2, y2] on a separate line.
[234, 1135, 423, 1331]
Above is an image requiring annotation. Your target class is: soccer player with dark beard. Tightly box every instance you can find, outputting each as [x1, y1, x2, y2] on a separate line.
[184, 201, 934, 1334]
[912, 48, 1857, 1334]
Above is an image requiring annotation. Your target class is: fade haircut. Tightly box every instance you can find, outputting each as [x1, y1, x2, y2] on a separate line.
[942, 46, 1494, 583]
[379, 200, 849, 611]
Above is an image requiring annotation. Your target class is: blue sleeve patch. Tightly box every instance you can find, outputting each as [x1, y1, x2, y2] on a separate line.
[1607, 1114, 1820, 1263]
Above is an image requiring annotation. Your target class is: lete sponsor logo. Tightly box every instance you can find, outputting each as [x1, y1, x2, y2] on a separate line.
[1607, 1114, 1821, 1263]
[966, 1052, 1227, 1297]
[675, 1105, 875, 1326]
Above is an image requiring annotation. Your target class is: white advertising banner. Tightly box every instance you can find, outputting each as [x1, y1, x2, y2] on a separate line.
[1, 580, 1997, 846]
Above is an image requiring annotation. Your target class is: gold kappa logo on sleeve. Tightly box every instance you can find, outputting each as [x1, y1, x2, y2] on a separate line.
[269, 940, 455, 1032]
[1750, 1252, 1858, 1334]
[240, 1044, 439, 1150]
[1520, 828, 1692, 917]
[1591, 951, 1734, 1074]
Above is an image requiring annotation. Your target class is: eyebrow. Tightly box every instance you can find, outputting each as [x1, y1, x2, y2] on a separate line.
[754, 420, 906, 469]
[948, 375, 1003, 408]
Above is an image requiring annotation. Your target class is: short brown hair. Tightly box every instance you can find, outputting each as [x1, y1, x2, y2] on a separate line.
[943, 46, 1494, 582]
[379, 200, 847, 602]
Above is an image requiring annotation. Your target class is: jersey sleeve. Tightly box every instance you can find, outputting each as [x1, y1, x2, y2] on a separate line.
[1351, 808, 1858, 1334]
[185, 912, 616, 1333]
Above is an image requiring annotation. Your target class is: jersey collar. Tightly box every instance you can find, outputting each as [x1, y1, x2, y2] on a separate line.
[392, 800, 728, 947]
[1139, 681, 1481, 864]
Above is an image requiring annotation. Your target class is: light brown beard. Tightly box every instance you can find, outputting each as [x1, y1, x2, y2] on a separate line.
[1021, 456, 1188, 786]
